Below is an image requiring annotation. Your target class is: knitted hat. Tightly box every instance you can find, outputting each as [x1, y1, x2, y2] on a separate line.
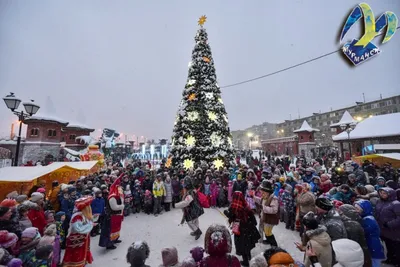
[126, 241, 150, 266]
[55, 211, 65, 221]
[0, 199, 17, 208]
[0, 230, 18, 248]
[30, 192, 44, 203]
[44, 224, 57, 236]
[302, 211, 319, 230]
[161, 247, 178, 266]
[22, 227, 39, 239]
[7, 258, 22, 267]
[6, 191, 18, 200]
[190, 246, 204, 263]
[36, 188, 46, 193]
[38, 235, 55, 247]
[315, 197, 333, 211]
[15, 195, 28, 204]
[268, 251, 297, 267]
[181, 257, 196, 267]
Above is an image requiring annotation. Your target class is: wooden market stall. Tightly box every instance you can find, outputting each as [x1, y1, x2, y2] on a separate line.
[354, 153, 400, 169]
[0, 161, 99, 200]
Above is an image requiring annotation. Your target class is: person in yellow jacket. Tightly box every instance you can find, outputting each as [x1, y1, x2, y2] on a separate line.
[153, 174, 165, 217]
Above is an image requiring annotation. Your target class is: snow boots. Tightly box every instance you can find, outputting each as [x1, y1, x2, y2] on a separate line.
[267, 235, 278, 247]
[194, 229, 202, 240]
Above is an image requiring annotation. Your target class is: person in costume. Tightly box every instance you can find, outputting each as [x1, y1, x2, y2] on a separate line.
[99, 174, 125, 250]
[62, 196, 94, 267]
[175, 177, 204, 240]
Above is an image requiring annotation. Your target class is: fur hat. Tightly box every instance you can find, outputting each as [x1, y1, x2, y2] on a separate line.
[126, 241, 150, 266]
[161, 247, 178, 266]
[259, 180, 273, 193]
[30, 192, 44, 203]
[38, 235, 55, 248]
[22, 227, 39, 239]
[315, 197, 333, 211]
[44, 224, 57, 236]
[190, 246, 204, 262]
[0, 231, 18, 248]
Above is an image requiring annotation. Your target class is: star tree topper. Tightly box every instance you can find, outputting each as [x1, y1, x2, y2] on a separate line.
[184, 159, 194, 170]
[198, 15, 207, 27]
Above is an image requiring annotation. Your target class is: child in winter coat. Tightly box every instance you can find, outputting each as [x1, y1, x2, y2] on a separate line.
[217, 180, 227, 208]
[245, 181, 256, 211]
[91, 190, 105, 236]
[54, 212, 65, 246]
[31, 244, 53, 267]
[123, 184, 133, 216]
[210, 179, 219, 208]
[18, 227, 41, 266]
[278, 187, 285, 222]
[374, 177, 386, 191]
[227, 180, 233, 203]
[126, 241, 150, 267]
[144, 190, 153, 215]
[39, 224, 60, 267]
[171, 175, 182, 209]
[132, 182, 143, 214]
[282, 184, 295, 230]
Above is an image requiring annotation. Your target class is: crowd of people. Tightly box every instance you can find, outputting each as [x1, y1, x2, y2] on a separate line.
[0, 156, 399, 267]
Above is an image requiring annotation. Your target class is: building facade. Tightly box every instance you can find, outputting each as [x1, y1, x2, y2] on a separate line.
[233, 95, 400, 151]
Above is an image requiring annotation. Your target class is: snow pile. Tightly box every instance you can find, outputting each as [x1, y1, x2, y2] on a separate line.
[333, 113, 400, 141]
[330, 110, 357, 128]
[293, 120, 319, 133]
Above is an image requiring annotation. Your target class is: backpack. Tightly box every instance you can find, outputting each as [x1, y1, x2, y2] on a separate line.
[197, 191, 210, 208]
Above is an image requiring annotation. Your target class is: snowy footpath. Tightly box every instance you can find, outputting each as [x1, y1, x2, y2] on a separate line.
[88, 207, 304, 266]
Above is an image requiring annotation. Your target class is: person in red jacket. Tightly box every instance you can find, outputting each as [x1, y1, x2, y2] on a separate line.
[27, 192, 47, 235]
[319, 174, 333, 194]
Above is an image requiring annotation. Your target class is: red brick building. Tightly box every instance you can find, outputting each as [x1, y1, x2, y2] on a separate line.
[262, 136, 298, 156]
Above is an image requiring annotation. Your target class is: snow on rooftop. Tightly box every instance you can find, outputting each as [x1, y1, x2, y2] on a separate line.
[24, 96, 69, 125]
[66, 121, 94, 131]
[25, 114, 69, 125]
[330, 110, 357, 128]
[333, 113, 400, 141]
[293, 120, 319, 133]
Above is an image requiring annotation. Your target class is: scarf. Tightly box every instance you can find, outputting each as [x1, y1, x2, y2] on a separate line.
[230, 191, 250, 222]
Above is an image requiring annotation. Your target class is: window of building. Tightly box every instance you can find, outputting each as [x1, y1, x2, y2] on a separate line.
[69, 134, 76, 140]
[363, 104, 371, 110]
[386, 100, 392, 106]
[371, 103, 379, 109]
[331, 128, 337, 132]
[355, 106, 361, 112]
[329, 113, 336, 118]
[300, 136, 304, 140]
[380, 102, 386, 107]
[30, 128, 39, 136]
[312, 117, 316, 121]
[323, 121, 328, 126]
[47, 129, 57, 137]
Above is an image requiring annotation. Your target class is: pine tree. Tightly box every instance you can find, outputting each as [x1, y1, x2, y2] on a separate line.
[168, 16, 234, 170]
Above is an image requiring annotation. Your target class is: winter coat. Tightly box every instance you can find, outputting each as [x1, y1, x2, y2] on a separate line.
[153, 181, 165, 197]
[0, 213, 22, 239]
[175, 190, 204, 222]
[171, 179, 181, 197]
[217, 186, 226, 207]
[313, 239, 364, 267]
[164, 182, 173, 203]
[297, 192, 316, 215]
[200, 224, 241, 267]
[282, 186, 295, 212]
[353, 169, 367, 185]
[91, 197, 105, 215]
[331, 191, 353, 204]
[375, 187, 400, 241]
[228, 182, 233, 202]
[319, 176, 333, 194]
[232, 180, 247, 195]
[27, 208, 47, 236]
[142, 178, 153, 192]
[19, 217, 32, 232]
[204, 184, 211, 196]
[254, 195, 279, 225]
[338, 205, 371, 267]
[318, 209, 347, 241]
[304, 226, 332, 267]
[210, 183, 219, 206]
[224, 208, 261, 256]
[355, 200, 385, 260]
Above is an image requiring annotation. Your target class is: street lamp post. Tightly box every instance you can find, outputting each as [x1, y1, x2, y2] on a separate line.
[340, 123, 356, 160]
[3, 93, 40, 166]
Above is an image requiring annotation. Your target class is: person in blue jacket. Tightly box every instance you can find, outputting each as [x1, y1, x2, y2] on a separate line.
[91, 189, 105, 236]
[354, 199, 385, 267]
[302, 168, 315, 183]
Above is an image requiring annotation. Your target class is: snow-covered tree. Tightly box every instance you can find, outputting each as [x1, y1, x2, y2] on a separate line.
[168, 16, 234, 170]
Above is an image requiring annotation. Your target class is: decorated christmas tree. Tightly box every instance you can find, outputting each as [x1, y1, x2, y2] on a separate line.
[167, 16, 234, 170]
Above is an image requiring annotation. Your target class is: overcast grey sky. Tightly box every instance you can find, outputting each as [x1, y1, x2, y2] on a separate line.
[1, 0, 399, 140]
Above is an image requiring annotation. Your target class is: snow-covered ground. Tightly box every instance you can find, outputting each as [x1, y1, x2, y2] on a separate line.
[88, 207, 304, 266]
